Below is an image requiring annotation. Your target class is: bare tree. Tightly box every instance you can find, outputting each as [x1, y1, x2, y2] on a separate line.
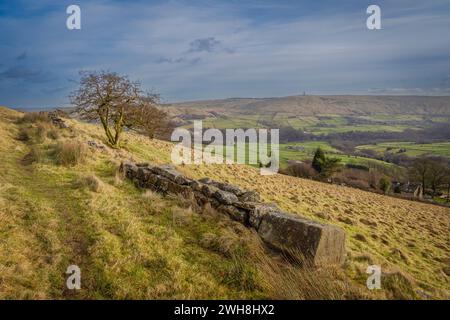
[70, 71, 170, 147]
[409, 156, 450, 197]
[427, 159, 450, 197]
[409, 157, 431, 191]
[125, 95, 173, 140]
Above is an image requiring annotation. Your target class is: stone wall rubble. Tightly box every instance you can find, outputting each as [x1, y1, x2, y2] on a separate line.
[120, 161, 346, 265]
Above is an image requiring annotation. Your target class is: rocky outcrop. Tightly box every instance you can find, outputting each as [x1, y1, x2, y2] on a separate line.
[48, 111, 69, 129]
[120, 161, 346, 265]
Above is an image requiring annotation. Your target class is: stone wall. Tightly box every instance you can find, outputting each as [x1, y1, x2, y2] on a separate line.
[120, 162, 346, 265]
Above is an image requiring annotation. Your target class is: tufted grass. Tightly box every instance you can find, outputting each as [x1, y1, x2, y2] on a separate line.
[0, 106, 448, 299]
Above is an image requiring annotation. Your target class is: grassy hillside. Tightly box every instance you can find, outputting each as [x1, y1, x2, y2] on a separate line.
[0, 106, 449, 299]
[168, 95, 450, 116]
[356, 142, 450, 158]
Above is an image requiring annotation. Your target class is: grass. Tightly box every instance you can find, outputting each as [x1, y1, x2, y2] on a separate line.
[1, 106, 377, 300]
[356, 141, 450, 158]
[113, 117, 450, 298]
[52, 141, 88, 166]
[202, 140, 400, 170]
[186, 113, 432, 136]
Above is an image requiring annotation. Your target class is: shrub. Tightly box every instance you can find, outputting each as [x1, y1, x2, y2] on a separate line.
[379, 176, 391, 194]
[283, 162, 317, 179]
[312, 147, 326, 172]
[53, 141, 88, 166]
[345, 163, 369, 171]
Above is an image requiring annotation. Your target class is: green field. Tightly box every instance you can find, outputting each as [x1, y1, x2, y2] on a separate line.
[278, 142, 398, 169]
[356, 141, 450, 158]
[181, 114, 450, 168]
[203, 140, 399, 170]
[185, 113, 437, 136]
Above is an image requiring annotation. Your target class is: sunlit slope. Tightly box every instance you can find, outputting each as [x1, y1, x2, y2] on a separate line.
[115, 116, 450, 296]
[0, 106, 448, 299]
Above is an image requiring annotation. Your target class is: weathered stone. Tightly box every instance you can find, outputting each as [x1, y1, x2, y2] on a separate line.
[87, 140, 106, 151]
[239, 191, 260, 202]
[220, 184, 245, 196]
[124, 163, 138, 179]
[193, 192, 210, 207]
[154, 176, 169, 192]
[166, 180, 195, 199]
[120, 161, 347, 265]
[248, 203, 280, 229]
[257, 211, 346, 265]
[202, 184, 219, 197]
[198, 177, 213, 184]
[137, 167, 152, 182]
[151, 164, 190, 185]
[136, 162, 150, 167]
[199, 178, 245, 196]
[217, 205, 248, 223]
[234, 201, 258, 211]
[214, 189, 239, 205]
[144, 172, 160, 189]
[189, 180, 204, 192]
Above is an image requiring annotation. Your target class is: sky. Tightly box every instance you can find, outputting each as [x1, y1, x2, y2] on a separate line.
[1, 0, 450, 109]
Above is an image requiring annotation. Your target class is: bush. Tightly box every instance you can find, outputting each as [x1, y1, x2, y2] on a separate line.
[283, 162, 317, 179]
[345, 163, 369, 171]
[53, 141, 88, 166]
[312, 148, 326, 172]
[379, 176, 391, 194]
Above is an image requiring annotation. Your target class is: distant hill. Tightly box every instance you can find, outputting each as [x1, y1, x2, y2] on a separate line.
[165, 95, 450, 116]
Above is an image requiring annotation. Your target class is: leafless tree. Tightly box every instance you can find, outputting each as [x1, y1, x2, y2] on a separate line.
[427, 159, 450, 197]
[409, 157, 432, 191]
[409, 156, 450, 196]
[125, 95, 173, 140]
[70, 71, 170, 147]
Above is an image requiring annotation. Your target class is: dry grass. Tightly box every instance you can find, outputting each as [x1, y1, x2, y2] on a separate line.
[102, 120, 449, 298]
[17, 111, 50, 124]
[74, 174, 105, 193]
[16, 127, 32, 142]
[255, 248, 370, 300]
[21, 146, 44, 165]
[0, 105, 448, 299]
[53, 141, 88, 166]
[47, 128, 60, 140]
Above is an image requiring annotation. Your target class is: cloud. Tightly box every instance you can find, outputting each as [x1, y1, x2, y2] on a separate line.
[188, 37, 221, 53]
[155, 57, 201, 65]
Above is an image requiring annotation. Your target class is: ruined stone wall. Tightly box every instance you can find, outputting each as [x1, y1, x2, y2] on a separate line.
[120, 162, 346, 265]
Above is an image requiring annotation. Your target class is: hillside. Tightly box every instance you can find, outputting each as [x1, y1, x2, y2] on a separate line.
[0, 106, 449, 299]
[166, 95, 450, 116]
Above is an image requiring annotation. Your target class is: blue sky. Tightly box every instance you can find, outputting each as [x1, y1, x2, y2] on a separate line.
[1, 0, 450, 109]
